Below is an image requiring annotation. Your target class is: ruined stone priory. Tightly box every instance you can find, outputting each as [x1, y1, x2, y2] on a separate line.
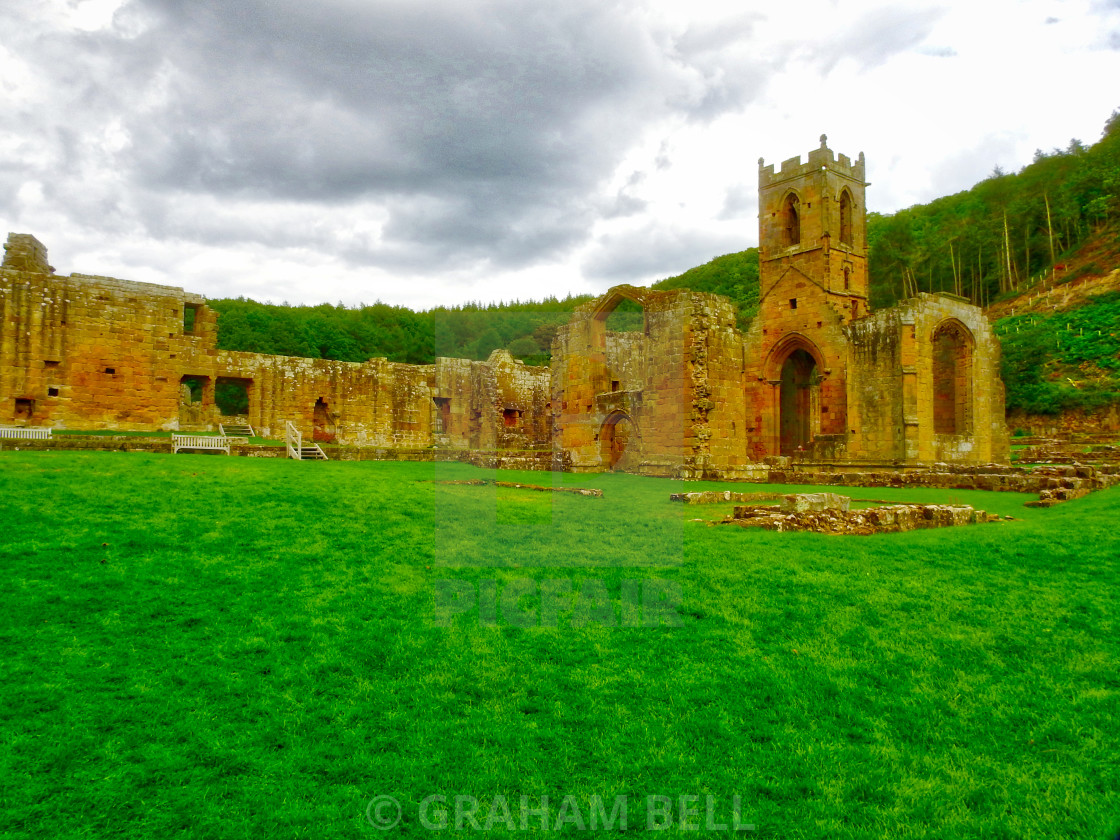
[1, 137, 1008, 476]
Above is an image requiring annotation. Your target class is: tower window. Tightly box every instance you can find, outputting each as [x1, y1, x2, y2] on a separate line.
[789, 298, 798, 310]
[843, 266, 851, 290]
[839, 190, 853, 246]
[783, 193, 800, 247]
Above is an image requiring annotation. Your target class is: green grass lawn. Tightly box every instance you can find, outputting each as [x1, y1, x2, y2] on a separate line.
[0, 452, 1117, 839]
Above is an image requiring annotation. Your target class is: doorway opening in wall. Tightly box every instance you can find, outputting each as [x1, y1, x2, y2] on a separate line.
[599, 411, 635, 470]
[779, 349, 817, 456]
[178, 375, 209, 426]
[215, 377, 251, 417]
[313, 398, 336, 443]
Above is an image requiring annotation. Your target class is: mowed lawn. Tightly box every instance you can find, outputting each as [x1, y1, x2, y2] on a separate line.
[0, 451, 1117, 839]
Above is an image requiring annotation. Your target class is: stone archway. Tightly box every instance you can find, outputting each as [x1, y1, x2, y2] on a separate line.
[779, 349, 817, 456]
[599, 411, 635, 470]
[932, 320, 974, 436]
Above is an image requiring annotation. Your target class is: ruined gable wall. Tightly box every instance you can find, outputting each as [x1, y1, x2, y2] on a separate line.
[604, 331, 644, 390]
[551, 286, 750, 475]
[843, 294, 1010, 464]
[903, 294, 1009, 463]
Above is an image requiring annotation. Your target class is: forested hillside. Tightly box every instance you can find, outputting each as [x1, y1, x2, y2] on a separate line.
[210, 110, 1120, 415]
[209, 251, 761, 365]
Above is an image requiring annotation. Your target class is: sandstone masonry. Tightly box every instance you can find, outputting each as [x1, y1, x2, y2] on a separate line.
[1, 139, 1011, 473]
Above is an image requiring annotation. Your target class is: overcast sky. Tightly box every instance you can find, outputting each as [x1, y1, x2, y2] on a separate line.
[2, 0, 1119, 309]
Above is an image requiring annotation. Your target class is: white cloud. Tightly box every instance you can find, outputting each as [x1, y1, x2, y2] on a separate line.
[1, 0, 1119, 308]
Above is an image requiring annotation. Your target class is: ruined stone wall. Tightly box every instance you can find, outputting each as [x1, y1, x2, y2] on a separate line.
[842, 294, 1009, 463]
[3, 230, 1010, 473]
[551, 285, 750, 476]
[844, 309, 905, 460]
[0, 234, 550, 449]
[688, 294, 748, 475]
[902, 293, 1009, 463]
[1, 250, 215, 430]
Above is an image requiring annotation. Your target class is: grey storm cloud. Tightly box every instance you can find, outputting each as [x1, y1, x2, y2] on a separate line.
[6, 0, 760, 273]
[0, 0, 1022, 291]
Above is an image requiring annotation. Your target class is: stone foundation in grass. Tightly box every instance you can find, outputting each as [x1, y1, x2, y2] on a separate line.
[719, 494, 1005, 534]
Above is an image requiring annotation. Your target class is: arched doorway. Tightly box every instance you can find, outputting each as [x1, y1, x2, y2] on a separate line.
[779, 349, 817, 456]
[599, 412, 635, 470]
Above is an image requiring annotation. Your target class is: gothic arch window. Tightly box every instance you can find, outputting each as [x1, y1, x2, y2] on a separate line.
[932, 321, 973, 435]
[839, 189, 853, 246]
[782, 193, 800, 247]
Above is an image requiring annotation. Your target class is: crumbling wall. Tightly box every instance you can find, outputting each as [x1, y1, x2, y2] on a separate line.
[0, 233, 550, 450]
[845, 309, 904, 460]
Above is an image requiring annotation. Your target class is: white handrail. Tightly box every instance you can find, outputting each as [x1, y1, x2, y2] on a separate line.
[285, 420, 302, 460]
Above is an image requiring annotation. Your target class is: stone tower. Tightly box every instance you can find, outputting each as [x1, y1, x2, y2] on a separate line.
[758, 134, 868, 322]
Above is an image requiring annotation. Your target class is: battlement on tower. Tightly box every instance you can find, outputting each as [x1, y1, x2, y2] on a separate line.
[758, 135, 867, 188]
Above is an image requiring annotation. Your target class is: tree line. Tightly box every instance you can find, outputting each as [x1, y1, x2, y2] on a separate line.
[867, 110, 1120, 307]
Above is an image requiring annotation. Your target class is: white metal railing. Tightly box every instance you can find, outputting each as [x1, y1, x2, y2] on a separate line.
[0, 427, 52, 439]
[285, 420, 302, 460]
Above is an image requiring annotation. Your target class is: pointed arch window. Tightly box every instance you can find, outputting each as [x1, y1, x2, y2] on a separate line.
[783, 193, 800, 247]
[839, 190, 853, 246]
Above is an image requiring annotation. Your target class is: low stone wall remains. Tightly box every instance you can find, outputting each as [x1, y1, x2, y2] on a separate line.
[721, 494, 1003, 535]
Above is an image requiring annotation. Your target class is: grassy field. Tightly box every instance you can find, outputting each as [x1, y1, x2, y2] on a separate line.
[0, 452, 1117, 839]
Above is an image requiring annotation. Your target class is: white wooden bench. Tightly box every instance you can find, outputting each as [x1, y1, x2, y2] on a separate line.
[172, 434, 231, 455]
[0, 426, 52, 440]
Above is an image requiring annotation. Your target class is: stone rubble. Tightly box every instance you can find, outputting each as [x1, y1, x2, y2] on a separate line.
[720, 494, 1004, 535]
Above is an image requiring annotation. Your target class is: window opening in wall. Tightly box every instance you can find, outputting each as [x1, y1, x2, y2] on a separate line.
[783, 193, 800, 246]
[45, 360, 59, 368]
[15, 398, 34, 420]
[433, 397, 451, 434]
[839, 190, 853, 246]
[105, 367, 116, 375]
[215, 377, 251, 416]
[789, 298, 797, 310]
[503, 408, 521, 427]
[933, 323, 972, 435]
[183, 303, 201, 334]
[48, 387, 59, 397]
[611, 380, 620, 392]
[180, 376, 204, 404]
[604, 297, 644, 332]
[843, 265, 851, 290]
